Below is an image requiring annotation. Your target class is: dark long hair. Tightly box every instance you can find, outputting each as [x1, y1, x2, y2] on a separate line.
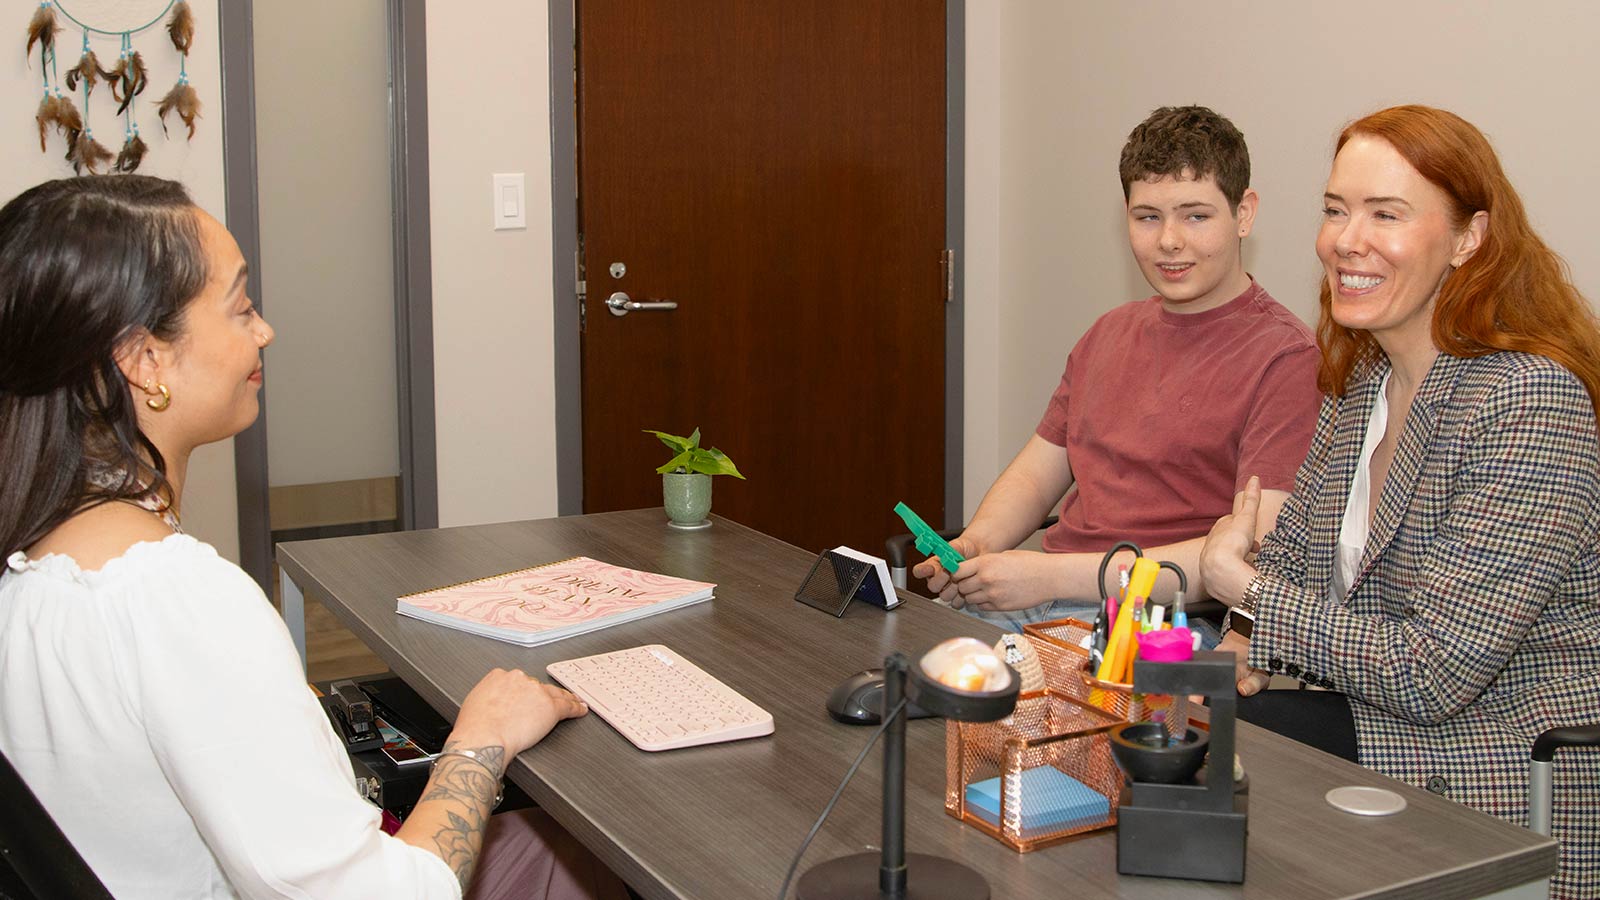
[0, 176, 208, 557]
[1316, 106, 1600, 413]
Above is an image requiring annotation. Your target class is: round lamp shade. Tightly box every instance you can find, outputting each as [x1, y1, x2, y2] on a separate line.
[908, 637, 1020, 722]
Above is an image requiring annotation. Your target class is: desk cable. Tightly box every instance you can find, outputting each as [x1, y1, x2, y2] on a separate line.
[777, 699, 908, 900]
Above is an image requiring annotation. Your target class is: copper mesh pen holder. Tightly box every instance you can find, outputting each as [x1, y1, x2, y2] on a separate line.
[1024, 617, 1188, 728]
[944, 690, 1122, 852]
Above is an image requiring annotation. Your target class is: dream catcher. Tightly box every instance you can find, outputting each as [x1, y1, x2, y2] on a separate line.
[26, 0, 198, 175]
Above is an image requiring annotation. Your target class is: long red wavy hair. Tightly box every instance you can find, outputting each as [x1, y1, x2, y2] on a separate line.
[1316, 105, 1600, 414]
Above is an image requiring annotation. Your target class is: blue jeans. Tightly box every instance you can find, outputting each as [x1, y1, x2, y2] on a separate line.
[957, 599, 1222, 650]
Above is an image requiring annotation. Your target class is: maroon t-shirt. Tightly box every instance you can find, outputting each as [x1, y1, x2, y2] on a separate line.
[1036, 280, 1320, 554]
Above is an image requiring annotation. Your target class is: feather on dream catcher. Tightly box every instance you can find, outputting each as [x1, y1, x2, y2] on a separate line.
[25, 0, 199, 175]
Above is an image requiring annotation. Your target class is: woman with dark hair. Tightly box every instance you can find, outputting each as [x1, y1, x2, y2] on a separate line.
[1201, 105, 1600, 898]
[0, 176, 625, 900]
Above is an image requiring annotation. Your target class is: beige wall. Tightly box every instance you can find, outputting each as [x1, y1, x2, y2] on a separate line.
[424, 0, 561, 527]
[0, 1, 236, 560]
[964, 0, 1600, 499]
[255, 0, 398, 489]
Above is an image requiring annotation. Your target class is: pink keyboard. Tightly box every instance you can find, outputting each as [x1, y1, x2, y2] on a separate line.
[547, 645, 775, 751]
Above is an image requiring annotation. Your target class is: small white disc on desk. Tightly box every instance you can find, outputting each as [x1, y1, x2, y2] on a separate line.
[1326, 786, 1407, 816]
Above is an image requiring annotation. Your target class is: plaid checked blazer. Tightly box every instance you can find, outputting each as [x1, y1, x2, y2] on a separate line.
[1248, 351, 1600, 899]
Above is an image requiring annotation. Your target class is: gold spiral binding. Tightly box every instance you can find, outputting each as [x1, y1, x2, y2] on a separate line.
[398, 556, 584, 600]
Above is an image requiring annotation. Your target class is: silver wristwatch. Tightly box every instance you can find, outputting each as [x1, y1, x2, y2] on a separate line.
[1223, 574, 1265, 639]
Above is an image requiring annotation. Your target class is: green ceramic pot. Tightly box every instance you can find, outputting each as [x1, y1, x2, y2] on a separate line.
[662, 472, 713, 529]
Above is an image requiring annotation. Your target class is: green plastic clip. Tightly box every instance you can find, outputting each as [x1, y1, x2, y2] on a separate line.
[894, 501, 965, 573]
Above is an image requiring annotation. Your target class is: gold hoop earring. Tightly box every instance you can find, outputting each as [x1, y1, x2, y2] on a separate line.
[146, 383, 172, 412]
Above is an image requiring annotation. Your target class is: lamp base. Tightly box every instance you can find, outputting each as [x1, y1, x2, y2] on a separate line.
[796, 853, 989, 899]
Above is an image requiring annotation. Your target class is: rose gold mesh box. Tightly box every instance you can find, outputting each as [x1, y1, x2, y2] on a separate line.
[943, 690, 1122, 852]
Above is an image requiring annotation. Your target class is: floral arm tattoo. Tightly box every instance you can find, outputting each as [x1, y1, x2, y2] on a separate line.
[416, 742, 507, 889]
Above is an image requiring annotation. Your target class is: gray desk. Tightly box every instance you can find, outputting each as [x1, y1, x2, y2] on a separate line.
[276, 509, 1557, 900]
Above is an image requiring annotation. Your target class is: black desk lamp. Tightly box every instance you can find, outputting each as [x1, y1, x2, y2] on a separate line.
[798, 638, 1020, 900]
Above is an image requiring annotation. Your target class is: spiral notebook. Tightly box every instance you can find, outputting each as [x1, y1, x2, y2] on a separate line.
[396, 557, 716, 647]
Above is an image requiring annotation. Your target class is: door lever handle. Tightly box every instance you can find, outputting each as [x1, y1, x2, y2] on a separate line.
[606, 292, 679, 317]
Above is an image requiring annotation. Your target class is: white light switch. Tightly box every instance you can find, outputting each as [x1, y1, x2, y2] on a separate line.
[492, 173, 526, 230]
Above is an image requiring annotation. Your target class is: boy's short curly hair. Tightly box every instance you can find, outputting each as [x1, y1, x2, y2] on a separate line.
[1119, 106, 1250, 209]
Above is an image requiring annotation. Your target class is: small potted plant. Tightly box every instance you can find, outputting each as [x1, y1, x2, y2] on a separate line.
[645, 427, 745, 529]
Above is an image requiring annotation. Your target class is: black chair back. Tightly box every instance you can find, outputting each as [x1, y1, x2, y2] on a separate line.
[0, 747, 113, 900]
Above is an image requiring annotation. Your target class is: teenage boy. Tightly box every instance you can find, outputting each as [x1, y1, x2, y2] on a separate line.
[916, 106, 1320, 636]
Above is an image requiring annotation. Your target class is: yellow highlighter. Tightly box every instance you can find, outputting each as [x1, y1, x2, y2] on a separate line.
[1096, 591, 1140, 684]
[1125, 557, 1161, 610]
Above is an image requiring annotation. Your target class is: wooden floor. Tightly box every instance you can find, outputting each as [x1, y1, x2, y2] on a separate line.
[304, 593, 390, 683]
[269, 477, 397, 684]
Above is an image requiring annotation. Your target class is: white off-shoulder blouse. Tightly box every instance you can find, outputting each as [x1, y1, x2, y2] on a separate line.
[0, 535, 461, 899]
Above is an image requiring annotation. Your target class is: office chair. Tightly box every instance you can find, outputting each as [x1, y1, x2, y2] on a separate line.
[1529, 724, 1600, 837]
[0, 747, 113, 900]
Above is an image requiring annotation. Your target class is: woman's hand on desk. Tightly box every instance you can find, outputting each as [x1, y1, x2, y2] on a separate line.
[399, 669, 589, 888]
[1218, 630, 1269, 697]
[449, 668, 590, 760]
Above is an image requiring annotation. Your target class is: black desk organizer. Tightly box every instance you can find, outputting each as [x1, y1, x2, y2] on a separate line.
[1112, 653, 1248, 883]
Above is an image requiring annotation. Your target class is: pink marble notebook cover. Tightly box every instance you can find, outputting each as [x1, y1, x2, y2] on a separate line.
[396, 556, 716, 646]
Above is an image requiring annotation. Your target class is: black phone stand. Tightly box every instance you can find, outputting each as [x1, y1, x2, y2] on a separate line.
[795, 549, 873, 617]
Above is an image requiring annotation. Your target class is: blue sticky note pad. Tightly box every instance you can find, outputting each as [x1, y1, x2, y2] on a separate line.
[964, 767, 1109, 835]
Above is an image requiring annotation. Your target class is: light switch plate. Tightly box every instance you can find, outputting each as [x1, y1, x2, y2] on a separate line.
[492, 173, 526, 230]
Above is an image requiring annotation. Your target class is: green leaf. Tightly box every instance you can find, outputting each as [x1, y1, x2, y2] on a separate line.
[703, 447, 745, 479]
[643, 429, 691, 455]
[687, 427, 701, 450]
[654, 449, 695, 475]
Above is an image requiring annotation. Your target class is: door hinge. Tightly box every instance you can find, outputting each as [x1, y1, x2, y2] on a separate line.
[941, 249, 956, 303]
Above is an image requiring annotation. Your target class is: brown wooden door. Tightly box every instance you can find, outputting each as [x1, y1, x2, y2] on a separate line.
[578, 0, 946, 556]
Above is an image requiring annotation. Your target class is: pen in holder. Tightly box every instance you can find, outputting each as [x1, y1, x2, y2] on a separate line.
[1024, 618, 1182, 724]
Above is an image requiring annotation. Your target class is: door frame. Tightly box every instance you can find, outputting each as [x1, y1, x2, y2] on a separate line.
[547, 1, 967, 530]
[220, 0, 439, 591]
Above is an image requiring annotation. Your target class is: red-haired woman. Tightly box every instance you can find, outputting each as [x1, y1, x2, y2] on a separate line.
[1201, 105, 1600, 898]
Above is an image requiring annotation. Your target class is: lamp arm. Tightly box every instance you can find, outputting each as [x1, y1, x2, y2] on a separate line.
[776, 699, 910, 900]
[881, 655, 910, 896]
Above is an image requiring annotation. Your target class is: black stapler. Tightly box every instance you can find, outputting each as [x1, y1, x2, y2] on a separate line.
[326, 679, 382, 753]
